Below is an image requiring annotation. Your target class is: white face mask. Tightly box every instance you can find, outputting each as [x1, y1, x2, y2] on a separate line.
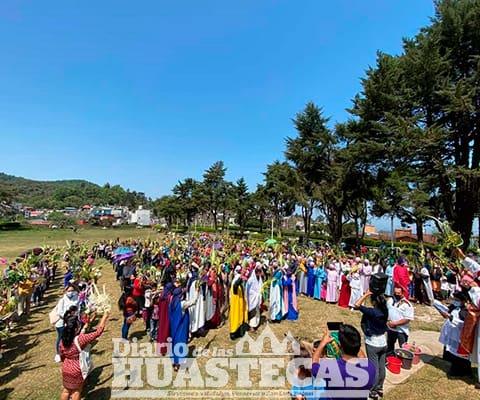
[452, 300, 462, 308]
[66, 291, 78, 301]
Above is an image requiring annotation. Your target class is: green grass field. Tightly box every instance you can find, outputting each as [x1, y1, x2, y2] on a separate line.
[0, 228, 478, 400]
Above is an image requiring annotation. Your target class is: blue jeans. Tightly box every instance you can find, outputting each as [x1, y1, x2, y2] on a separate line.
[122, 316, 133, 340]
[56, 326, 64, 354]
[150, 319, 158, 340]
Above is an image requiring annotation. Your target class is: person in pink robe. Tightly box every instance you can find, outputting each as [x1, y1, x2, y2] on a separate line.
[360, 260, 373, 294]
[325, 265, 339, 303]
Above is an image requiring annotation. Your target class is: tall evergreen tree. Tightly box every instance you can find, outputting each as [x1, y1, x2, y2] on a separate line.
[285, 102, 334, 239]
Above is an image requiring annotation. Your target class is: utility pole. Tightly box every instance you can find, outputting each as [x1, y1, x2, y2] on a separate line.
[390, 214, 394, 249]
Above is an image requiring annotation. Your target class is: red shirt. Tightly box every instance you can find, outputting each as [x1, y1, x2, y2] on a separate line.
[132, 277, 144, 297]
[125, 296, 138, 315]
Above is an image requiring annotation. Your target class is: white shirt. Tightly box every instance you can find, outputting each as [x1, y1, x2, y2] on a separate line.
[388, 297, 414, 336]
[462, 257, 480, 277]
[365, 333, 387, 348]
[55, 295, 79, 328]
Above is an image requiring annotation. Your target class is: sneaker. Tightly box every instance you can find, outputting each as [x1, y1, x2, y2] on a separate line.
[54, 354, 61, 363]
[369, 391, 379, 400]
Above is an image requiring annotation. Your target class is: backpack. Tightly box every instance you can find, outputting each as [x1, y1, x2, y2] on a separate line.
[74, 336, 93, 379]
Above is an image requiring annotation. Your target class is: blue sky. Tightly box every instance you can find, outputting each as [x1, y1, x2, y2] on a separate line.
[1, 1, 435, 229]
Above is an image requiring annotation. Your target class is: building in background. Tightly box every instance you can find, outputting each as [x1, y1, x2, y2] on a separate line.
[378, 228, 437, 245]
[129, 206, 152, 226]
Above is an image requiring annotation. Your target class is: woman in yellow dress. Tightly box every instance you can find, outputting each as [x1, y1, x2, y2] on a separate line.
[229, 265, 248, 340]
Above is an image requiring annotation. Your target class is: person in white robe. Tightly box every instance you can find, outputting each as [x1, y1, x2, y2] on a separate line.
[420, 265, 435, 304]
[457, 250, 480, 389]
[186, 263, 205, 335]
[348, 267, 363, 309]
[360, 260, 372, 295]
[246, 264, 263, 329]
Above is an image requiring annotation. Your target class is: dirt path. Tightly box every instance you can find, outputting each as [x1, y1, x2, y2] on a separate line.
[0, 260, 125, 400]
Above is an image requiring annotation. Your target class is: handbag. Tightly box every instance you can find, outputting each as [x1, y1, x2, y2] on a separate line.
[49, 299, 63, 325]
[74, 336, 93, 379]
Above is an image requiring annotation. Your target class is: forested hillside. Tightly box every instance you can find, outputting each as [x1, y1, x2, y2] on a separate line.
[0, 173, 150, 209]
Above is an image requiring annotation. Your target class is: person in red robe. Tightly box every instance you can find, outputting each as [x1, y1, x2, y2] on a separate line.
[156, 282, 173, 355]
[208, 269, 224, 328]
[393, 257, 411, 298]
[337, 273, 351, 308]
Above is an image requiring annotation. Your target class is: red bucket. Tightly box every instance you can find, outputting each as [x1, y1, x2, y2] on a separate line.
[386, 355, 402, 374]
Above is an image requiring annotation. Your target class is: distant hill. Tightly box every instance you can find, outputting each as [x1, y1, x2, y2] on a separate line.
[0, 173, 149, 209]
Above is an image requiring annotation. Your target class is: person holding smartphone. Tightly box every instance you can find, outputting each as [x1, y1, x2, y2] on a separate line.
[312, 324, 375, 399]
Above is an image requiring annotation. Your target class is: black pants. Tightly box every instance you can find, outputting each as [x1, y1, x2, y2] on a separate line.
[387, 330, 408, 355]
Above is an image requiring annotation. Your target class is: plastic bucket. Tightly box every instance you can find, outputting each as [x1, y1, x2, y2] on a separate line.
[402, 343, 422, 365]
[386, 356, 402, 374]
[395, 349, 414, 370]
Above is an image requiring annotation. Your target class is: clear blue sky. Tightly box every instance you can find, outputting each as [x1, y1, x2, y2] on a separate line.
[1, 0, 435, 229]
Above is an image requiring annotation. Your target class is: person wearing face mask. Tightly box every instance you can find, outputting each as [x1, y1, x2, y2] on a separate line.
[453, 248, 480, 389]
[386, 285, 414, 355]
[54, 283, 80, 362]
[439, 291, 471, 377]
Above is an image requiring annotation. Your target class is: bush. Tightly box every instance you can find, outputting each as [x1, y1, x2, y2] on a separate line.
[0, 221, 24, 231]
[344, 236, 439, 252]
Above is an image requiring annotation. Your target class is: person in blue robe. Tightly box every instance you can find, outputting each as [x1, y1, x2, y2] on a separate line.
[313, 266, 327, 300]
[306, 261, 315, 297]
[169, 283, 193, 370]
[283, 271, 299, 320]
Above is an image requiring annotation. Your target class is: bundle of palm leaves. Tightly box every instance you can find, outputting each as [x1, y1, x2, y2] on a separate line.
[428, 216, 463, 250]
[88, 284, 112, 314]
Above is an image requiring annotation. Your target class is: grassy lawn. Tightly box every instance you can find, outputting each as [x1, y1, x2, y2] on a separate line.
[0, 226, 160, 260]
[0, 228, 477, 399]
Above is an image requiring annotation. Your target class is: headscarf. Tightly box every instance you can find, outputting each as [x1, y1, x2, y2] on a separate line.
[160, 282, 173, 300]
[170, 287, 184, 311]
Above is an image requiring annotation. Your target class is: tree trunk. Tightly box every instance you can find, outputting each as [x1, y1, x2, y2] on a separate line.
[416, 219, 424, 243]
[302, 205, 312, 241]
[360, 204, 368, 240]
[327, 206, 343, 244]
[453, 180, 474, 250]
[212, 211, 218, 230]
[354, 215, 360, 248]
[334, 209, 343, 244]
[276, 214, 282, 237]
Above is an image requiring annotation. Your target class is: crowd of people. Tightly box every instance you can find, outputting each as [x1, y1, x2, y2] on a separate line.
[0, 248, 61, 359]
[88, 234, 480, 398]
[2, 233, 480, 399]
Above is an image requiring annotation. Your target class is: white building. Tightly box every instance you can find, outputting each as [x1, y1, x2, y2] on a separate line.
[129, 206, 152, 226]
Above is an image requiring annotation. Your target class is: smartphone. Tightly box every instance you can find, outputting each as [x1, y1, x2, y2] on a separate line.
[327, 322, 342, 331]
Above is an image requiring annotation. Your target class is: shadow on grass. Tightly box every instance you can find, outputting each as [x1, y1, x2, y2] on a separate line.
[422, 354, 477, 386]
[0, 387, 14, 400]
[0, 277, 61, 388]
[83, 363, 112, 399]
[0, 361, 46, 387]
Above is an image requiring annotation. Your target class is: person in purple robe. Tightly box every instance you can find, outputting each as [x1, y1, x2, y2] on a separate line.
[306, 260, 315, 297]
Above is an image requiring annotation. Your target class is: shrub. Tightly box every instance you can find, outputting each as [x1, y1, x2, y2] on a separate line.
[0, 221, 24, 231]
